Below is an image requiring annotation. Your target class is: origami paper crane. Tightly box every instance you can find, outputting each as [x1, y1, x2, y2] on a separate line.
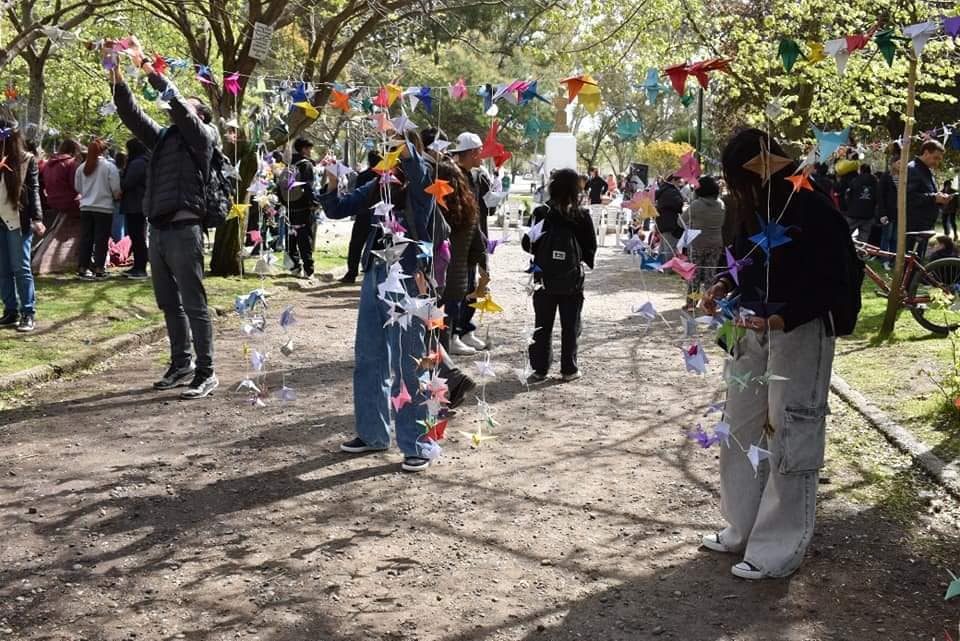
[290, 82, 309, 103]
[675, 152, 701, 188]
[778, 39, 804, 72]
[742, 139, 792, 184]
[712, 421, 731, 447]
[945, 572, 960, 600]
[846, 30, 874, 54]
[717, 319, 746, 353]
[873, 29, 903, 66]
[765, 99, 784, 122]
[371, 243, 408, 268]
[664, 63, 690, 95]
[524, 115, 551, 140]
[749, 215, 793, 258]
[278, 305, 297, 329]
[577, 76, 602, 114]
[374, 148, 402, 173]
[661, 255, 697, 282]
[410, 86, 433, 113]
[425, 179, 454, 210]
[560, 74, 599, 102]
[473, 356, 497, 380]
[519, 80, 550, 105]
[276, 386, 297, 402]
[688, 58, 732, 89]
[806, 41, 826, 63]
[470, 295, 504, 315]
[824, 38, 849, 75]
[449, 77, 468, 101]
[223, 72, 240, 97]
[380, 83, 402, 107]
[483, 190, 509, 209]
[249, 396, 266, 408]
[416, 241, 434, 259]
[149, 53, 167, 75]
[418, 417, 448, 441]
[329, 89, 351, 113]
[237, 379, 261, 394]
[479, 120, 512, 168]
[901, 20, 938, 58]
[227, 202, 250, 221]
[676, 228, 701, 253]
[377, 263, 411, 299]
[747, 444, 771, 474]
[486, 238, 505, 255]
[812, 125, 849, 161]
[478, 83, 494, 113]
[392, 381, 412, 411]
[280, 338, 295, 356]
[785, 173, 814, 192]
[683, 343, 708, 375]
[680, 92, 696, 108]
[428, 139, 451, 153]
[250, 349, 267, 372]
[639, 253, 663, 271]
[391, 115, 418, 134]
[632, 301, 657, 320]
[945, 17, 960, 42]
[641, 68, 662, 104]
[98, 101, 116, 116]
[294, 101, 319, 119]
[196, 64, 214, 85]
[723, 247, 752, 285]
[685, 424, 714, 448]
[616, 118, 642, 141]
[492, 80, 524, 105]
[524, 219, 546, 244]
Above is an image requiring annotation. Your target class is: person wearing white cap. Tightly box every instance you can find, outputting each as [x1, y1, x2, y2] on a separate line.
[449, 132, 492, 353]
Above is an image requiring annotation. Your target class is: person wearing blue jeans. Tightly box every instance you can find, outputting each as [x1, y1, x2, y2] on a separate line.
[319, 137, 441, 472]
[0, 121, 44, 333]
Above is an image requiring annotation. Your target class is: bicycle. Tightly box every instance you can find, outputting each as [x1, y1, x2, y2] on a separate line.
[856, 230, 960, 335]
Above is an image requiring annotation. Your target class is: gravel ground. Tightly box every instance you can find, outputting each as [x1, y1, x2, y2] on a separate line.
[1, 233, 958, 641]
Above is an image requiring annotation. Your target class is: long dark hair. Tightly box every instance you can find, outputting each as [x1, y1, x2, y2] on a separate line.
[721, 128, 798, 230]
[57, 138, 80, 157]
[435, 160, 477, 227]
[548, 168, 582, 219]
[0, 120, 25, 207]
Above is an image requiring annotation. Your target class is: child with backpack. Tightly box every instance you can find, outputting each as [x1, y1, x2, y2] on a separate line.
[700, 129, 863, 581]
[521, 168, 598, 383]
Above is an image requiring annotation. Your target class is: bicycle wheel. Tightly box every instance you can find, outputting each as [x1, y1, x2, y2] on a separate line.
[907, 257, 960, 335]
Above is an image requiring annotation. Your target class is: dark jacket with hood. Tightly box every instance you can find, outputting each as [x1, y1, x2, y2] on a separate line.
[844, 173, 878, 220]
[287, 152, 317, 225]
[113, 72, 217, 225]
[5, 154, 42, 230]
[120, 153, 149, 216]
[906, 157, 941, 231]
[521, 204, 597, 292]
[443, 215, 486, 301]
[655, 181, 684, 238]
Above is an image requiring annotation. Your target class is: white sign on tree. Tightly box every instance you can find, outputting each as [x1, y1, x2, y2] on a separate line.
[249, 22, 274, 60]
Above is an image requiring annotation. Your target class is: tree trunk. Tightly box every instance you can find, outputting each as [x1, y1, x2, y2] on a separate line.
[879, 55, 918, 339]
[25, 54, 46, 144]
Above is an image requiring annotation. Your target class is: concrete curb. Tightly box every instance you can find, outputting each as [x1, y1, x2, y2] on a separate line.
[831, 373, 960, 499]
[0, 267, 347, 394]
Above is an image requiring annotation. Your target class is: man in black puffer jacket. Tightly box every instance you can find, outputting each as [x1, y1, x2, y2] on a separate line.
[111, 41, 219, 400]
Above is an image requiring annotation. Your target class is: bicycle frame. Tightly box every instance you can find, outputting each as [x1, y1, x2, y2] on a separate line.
[858, 242, 940, 308]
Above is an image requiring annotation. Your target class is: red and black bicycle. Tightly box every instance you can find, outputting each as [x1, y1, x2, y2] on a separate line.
[857, 231, 960, 335]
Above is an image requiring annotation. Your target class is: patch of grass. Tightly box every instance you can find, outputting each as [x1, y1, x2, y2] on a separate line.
[833, 260, 960, 463]
[0, 245, 345, 378]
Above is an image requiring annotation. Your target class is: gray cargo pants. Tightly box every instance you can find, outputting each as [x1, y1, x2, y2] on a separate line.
[149, 223, 214, 375]
[719, 318, 835, 577]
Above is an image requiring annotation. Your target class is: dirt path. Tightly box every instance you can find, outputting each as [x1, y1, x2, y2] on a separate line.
[1, 237, 958, 641]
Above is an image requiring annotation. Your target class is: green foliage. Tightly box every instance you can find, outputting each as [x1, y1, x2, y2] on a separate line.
[635, 140, 694, 178]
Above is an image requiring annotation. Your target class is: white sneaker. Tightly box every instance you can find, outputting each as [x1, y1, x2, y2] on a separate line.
[730, 561, 765, 580]
[461, 331, 487, 350]
[449, 335, 476, 356]
[701, 532, 733, 553]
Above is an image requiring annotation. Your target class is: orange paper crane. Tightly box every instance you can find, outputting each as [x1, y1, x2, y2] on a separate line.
[559, 74, 599, 103]
[329, 89, 351, 113]
[785, 173, 814, 193]
[425, 179, 455, 210]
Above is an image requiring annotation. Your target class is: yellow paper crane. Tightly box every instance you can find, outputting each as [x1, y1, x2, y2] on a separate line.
[227, 202, 250, 221]
[577, 74, 602, 114]
[374, 148, 402, 173]
[469, 294, 504, 316]
[460, 428, 496, 448]
[293, 101, 319, 119]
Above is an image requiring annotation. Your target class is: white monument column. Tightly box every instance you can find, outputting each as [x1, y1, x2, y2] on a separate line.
[544, 89, 577, 179]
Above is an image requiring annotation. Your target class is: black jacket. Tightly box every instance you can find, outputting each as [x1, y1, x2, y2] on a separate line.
[287, 154, 317, 225]
[468, 168, 491, 238]
[844, 173, 878, 220]
[12, 154, 43, 231]
[655, 182, 684, 237]
[906, 157, 940, 231]
[876, 172, 897, 222]
[120, 154, 148, 216]
[722, 189, 851, 333]
[442, 215, 486, 301]
[113, 73, 217, 223]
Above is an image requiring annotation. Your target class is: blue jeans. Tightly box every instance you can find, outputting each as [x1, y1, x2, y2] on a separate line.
[0, 221, 35, 315]
[354, 263, 428, 456]
[880, 221, 896, 256]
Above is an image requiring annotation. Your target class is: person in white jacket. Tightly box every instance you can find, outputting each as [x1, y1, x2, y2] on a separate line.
[74, 140, 121, 280]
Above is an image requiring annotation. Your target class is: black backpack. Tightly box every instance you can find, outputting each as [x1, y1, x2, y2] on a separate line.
[532, 206, 585, 295]
[159, 126, 235, 230]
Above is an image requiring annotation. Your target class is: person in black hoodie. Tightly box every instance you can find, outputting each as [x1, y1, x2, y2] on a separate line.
[655, 174, 684, 260]
[700, 129, 855, 581]
[121, 138, 149, 279]
[844, 163, 878, 242]
[522, 168, 597, 383]
[286, 138, 318, 278]
[585, 167, 607, 205]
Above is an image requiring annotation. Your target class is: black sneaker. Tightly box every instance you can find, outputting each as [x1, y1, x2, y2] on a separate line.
[93, 271, 110, 280]
[340, 437, 388, 453]
[448, 376, 477, 410]
[124, 269, 149, 280]
[339, 273, 357, 284]
[180, 372, 219, 400]
[77, 270, 95, 281]
[526, 372, 548, 384]
[153, 362, 196, 390]
[16, 314, 35, 333]
[401, 456, 431, 472]
[0, 310, 18, 327]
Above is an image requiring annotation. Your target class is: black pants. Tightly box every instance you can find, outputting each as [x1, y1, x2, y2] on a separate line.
[345, 211, 371, 277]
[78, 210, 112, 272]
[288, 220, 317, 275]
[529, 289, 584, 376]
[944, 209, 957, 238]
[126, 212, 148, 272]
